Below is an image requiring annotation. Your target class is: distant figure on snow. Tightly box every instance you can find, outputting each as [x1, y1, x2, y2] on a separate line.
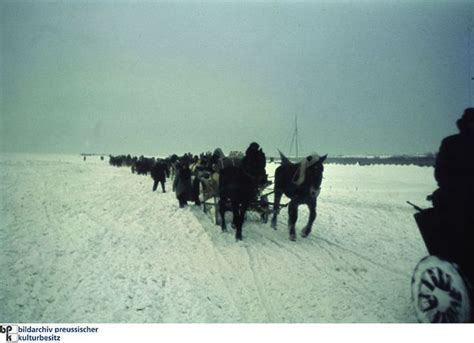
[151, 160, 170, 193]
[173, 162, 193, 208]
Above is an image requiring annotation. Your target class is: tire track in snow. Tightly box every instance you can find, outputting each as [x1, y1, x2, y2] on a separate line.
[192, 207, 279, 322]
[315, 236, 407, 276]
[249, 227, 354, 285]
[181, 187, 412, 322]
[243, 245, 277, 322]
[239, 221, 380, 322]
[190, 207, 255, 321]
[271, 197, 407, 276]
[243, 223, 389, 309]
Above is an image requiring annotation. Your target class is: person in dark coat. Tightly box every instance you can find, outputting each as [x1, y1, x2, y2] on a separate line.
[206, 148, 224, 172]
[242, 142, 267, 187]
[433, 108, 474, 213]
[151, 160, 170, 193]
[432, 108, 474, 279]
[173, 162, 193, 208]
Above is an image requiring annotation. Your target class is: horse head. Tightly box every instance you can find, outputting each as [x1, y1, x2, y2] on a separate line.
[292, 153, 326, 186]
[311, 154, 327, 172]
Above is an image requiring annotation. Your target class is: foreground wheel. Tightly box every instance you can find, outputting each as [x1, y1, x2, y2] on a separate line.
[411, 255, 471, 323]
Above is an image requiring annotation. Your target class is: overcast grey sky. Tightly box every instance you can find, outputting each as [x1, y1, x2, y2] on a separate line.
[1, 0, 473, 156]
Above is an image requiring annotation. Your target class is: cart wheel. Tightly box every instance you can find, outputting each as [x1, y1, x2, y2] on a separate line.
[411, 255, 471, 323]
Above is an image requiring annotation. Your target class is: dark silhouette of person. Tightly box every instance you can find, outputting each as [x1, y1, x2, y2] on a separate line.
[207, 148, 224, 171]
[242, 142, 267, 186]
[432, 107, 474, 279]
[173, 162, 192, 208]
[434, 108, 474, 213]
[151, 160, 170, 193]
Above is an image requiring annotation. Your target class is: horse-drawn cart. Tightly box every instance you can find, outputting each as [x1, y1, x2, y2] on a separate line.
[195, 170, 280, 226]
[409, 201, 473, 323]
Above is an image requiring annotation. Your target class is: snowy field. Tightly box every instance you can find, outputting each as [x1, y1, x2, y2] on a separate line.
[0, 153, 436, 323]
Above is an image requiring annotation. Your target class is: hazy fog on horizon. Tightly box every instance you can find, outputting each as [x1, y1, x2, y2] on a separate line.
[1, 1, 473, 157]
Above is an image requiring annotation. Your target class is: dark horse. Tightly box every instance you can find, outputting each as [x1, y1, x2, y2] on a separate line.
[271, 151, 327, 241]
[218, 143, 267, 241]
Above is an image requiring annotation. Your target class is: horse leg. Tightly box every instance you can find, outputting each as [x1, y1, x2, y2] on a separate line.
[219, 198, 227, 232]
[271, 190, 282, 229]
[236, 201, 249, 241]
[260, 196, 269, 223]
[192, 178, 201, 205]
[233, 203, 243, 241]
[161, 180, 166, 193]
[288, 199, 298, 241]
[231, 202, 237, 229]
[178, 196, 187, 208]
[302, 196, 317, 238]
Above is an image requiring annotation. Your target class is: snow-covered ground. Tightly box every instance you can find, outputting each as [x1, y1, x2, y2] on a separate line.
[0, 154, 435, 323]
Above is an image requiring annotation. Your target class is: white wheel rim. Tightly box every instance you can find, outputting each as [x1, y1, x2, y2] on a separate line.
[412, 256, 471, 323]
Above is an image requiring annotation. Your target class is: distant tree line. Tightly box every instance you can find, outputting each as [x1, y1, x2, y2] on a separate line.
[324, 154, 436, 167]
[267, 154, 436, 167]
